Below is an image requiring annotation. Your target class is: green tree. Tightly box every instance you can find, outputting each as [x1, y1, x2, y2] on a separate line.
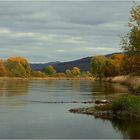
[66, 69, 72, 77]
[90, 55, 106, 79]
[43, 65, 56, 76]
[72, 67, 80, 77]
[121, 3, 140, 74]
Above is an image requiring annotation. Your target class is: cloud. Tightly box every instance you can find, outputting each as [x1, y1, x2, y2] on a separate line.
[0, 28, 11, 34]
[0, 1, 135, 62]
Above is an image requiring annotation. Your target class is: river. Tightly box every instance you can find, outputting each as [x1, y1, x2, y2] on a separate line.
[0, 79, 139, 139]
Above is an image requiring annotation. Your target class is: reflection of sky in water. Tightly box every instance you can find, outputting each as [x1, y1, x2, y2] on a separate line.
[0, 80, 129, 104]
[0, 80, 136, 139]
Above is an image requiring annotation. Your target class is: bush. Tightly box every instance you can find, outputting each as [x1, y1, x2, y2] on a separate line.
[31, 71, 46, 77]
[112, 95, 140, 118]
[54, 73, 66, 77]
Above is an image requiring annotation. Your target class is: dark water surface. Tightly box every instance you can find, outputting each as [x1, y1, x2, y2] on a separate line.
[0, 79, 138, 139]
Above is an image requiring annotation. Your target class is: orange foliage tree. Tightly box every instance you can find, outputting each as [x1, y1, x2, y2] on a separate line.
[5, 56, 31, 77]
[110, 54, 125, 75]
[0, 59, 9, 77]
[91, 54, 126, 78]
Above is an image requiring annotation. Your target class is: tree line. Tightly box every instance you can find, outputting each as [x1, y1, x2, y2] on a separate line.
[0, 3, 139, 78]
[0, 56, 88, 78]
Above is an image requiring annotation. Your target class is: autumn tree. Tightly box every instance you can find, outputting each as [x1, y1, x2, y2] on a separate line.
[72, 67, 80, 77]
[104, 58, 117, 77]
[4, 57, 31, 77]
[66, 69, 72, 77]
[110, 54, 125, 75]
[43, 65, 56, 76]
[121, 3, 140, 75]
[81, 71, 92, 77]
[31, 70, 46, 77]
[55, 73, 66, 77]
[0, 59, 9, 77]
[90, 55, 106, 79]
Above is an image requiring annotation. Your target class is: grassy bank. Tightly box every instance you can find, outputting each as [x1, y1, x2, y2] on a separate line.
[70, 94, 140, 121]
[102, 75, 140, 94]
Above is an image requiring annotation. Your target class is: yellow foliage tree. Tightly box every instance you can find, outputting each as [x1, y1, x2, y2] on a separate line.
[110, 54, 125, 75]
[5, 56, 31, 77]
[72, 67, 80, 77]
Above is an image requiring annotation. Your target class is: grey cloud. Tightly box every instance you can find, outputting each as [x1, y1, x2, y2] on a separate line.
[0, 1, 135, 62]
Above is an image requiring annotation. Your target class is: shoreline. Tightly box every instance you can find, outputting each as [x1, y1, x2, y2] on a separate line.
[69, 107, 113, 120]
[0, 76, 95, 80]
[69, 75, 140, 121]
[101, 75, 140, 94]
[0, 75, 139, 93]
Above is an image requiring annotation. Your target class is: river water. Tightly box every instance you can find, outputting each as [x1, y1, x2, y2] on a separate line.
[0, 79, 139, 139]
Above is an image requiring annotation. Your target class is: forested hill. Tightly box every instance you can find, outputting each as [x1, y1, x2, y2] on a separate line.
[30, 61, 60, 71]
[30, 53, 122, 73]
[30, 57, 91, 72]
[54, 57, 91, 73]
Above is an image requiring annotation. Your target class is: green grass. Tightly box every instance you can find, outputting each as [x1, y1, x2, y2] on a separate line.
[111, 95, 140, 120]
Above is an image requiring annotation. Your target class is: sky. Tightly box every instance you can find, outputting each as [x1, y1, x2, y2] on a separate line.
[0, 1, 135, 63]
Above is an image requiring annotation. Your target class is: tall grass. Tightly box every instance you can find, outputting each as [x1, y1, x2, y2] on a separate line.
[112, 95, 140, 120]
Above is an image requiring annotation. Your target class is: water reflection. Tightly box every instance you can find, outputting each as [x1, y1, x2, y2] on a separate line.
[0, 80, 128, 104]
[5, 80, 29, 96]
[111, 119, 140, 139]
[0, 80, 29, 97]
[91, 81, 128, 95]
[0, 80, 29, 107]
[0, 79, 138, 139]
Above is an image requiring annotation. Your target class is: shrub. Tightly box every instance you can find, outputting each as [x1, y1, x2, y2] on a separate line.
[112, 95, 140, 118]
[31, 71, 46, 77]
[55, 73, 66, 77]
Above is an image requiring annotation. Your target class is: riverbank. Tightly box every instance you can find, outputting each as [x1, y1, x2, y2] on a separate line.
[0, 76, 95, 80]
[102, 75, 140, 94]
[0, 75, 139, 93]
[70, 75, 140, 121]
[70, 95, 140, 121]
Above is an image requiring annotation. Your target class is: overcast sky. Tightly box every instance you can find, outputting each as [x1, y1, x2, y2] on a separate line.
[0, 1, 135, 63]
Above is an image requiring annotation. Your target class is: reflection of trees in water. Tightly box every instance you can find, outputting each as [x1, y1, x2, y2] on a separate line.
[0, 81, 6, 96]
[111, 119, 140, 139]
[0, 80, 29, 107]
[44, 80, 81, 91]
[0, 80, 29, 97]
[91, 81, 128, 95]
[71, 80, 81, 91]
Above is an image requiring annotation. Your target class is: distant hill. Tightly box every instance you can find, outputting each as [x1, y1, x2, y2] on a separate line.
[53, 57, 91, 73]
[30, 52, 122, 73]
[30, 61, 60, 71]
